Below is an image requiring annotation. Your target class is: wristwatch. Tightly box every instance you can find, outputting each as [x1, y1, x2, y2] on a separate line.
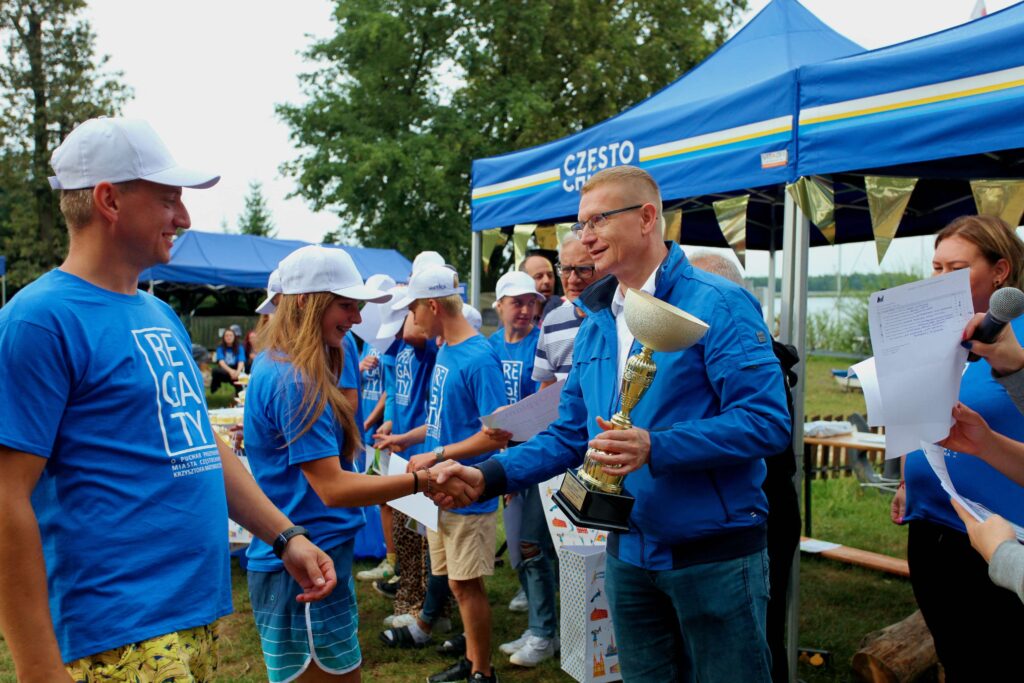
[433, 446, 446, 464]
[273, 525, 310, 559]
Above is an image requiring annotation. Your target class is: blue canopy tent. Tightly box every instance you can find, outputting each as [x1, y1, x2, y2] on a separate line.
[795, 1, 1024, 241]
[140, 231, 412, 290]
[468, 0, 862, 253]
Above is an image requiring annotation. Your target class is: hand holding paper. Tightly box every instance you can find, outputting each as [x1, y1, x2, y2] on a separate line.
[480, 379, 564, 442]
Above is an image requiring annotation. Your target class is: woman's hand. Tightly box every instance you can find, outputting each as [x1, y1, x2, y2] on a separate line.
[890, 483, 907, 525]
[962, 312, 1024, 376]
[359, 355, 379, 373]
[939, 402, 996, 458]
[951, 498, 1017, 563]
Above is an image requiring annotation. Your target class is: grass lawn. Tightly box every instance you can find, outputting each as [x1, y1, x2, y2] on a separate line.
[0, 356, 922, 681]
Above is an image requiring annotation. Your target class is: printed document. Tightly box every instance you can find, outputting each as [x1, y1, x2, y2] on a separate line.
[868, 269, 972, 459]
[386, 454, 438, 531]
[481, 379, 565, 442]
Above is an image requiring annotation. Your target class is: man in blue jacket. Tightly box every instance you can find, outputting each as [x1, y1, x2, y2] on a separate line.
[434, 165, 791, 682]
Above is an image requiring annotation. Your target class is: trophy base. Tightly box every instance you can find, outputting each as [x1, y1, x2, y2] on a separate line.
[552, 470, 634, 533]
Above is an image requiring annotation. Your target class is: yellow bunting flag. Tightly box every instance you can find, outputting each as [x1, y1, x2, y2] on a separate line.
[864, 176, 917, 265]
[971, 180, 1024, 228]
[712, 195, 749, 269]
[555, 223, 574, 247]
[662, 208, 682, 244]
[534, 225, 558, 250]
[512, 224, 536, 269]
[786, 176, 836, 244]
[480, 228, 507, 274]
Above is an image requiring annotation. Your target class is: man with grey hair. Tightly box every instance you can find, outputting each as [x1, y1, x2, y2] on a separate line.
[688, 250, 744, 287]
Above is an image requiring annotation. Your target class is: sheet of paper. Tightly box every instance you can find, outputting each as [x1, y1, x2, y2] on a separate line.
[921, 442, 1024, 542]
[850, 357, 884, 427]
[385, 454, 438, 531]
[868, 270, 973, 459]
[800, 538, 842, 554]
[480, 379, 565, 442]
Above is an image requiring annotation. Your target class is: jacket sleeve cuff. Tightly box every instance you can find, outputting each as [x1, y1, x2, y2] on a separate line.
[476, 458, 509, 500]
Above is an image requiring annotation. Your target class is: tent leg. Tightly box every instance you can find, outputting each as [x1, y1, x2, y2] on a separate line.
[767, 242, 777, 331]
[780, 192, 809, 683]
[470, 230, 481, 308]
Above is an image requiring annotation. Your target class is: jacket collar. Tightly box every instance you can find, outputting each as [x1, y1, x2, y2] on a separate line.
[577, 243, 687, 315]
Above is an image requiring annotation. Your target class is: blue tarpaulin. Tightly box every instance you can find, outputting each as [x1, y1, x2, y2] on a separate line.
[0, 256, 5, 276]
[140, 232, 412, 289]
[470, 0, 862, 236]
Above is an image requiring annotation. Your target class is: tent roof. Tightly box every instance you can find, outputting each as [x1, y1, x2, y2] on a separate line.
[140, 231, 412, 289]
[469, 0, 861, 232]
[798, 2, 1024, 179]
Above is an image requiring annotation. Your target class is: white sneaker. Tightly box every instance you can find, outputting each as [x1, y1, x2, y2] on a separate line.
[356, 559, 394, 582]
[499, 629, 531, 655]
[507, 589, 528, 612]
[391, 613, 416, 628]
[510, 635, 555, 667]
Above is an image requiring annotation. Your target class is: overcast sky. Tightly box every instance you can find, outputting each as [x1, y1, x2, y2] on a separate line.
[86, 0, 1018, 278]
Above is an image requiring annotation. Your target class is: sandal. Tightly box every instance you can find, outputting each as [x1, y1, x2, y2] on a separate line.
[436, 632, 466, 656]
[379, 625, 429, 649]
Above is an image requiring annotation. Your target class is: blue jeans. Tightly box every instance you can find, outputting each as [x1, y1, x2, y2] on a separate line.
[605, 549, 771, 683]
[516, 485, 557, 639]
[419, 551, 452, 626]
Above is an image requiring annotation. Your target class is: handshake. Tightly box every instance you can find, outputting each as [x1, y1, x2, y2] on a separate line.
[410, 460, 488, 509]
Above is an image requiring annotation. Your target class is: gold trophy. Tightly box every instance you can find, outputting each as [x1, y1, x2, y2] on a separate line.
[553, 289, 709, 532]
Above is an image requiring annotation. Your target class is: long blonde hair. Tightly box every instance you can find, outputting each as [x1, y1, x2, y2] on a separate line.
[258, 292, 360, 460]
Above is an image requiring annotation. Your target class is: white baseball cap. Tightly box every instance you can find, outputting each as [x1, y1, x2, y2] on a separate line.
[49, 118, 220, 190]
[278, 245, 391, 303]
[255, 269, 282, 315]
[462, 303, 482, 331]
[365, 273, 397, 291]
[495, 271, 545, 303]
[375, 285, 410, 341]
[391, 265, 461, 310]
[412, 250, 445, 275]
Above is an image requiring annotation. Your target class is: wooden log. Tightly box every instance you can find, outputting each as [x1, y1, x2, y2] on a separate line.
[852, 610, 940, 683]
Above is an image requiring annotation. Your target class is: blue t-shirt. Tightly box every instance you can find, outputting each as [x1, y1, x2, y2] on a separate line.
[488, 327, 541, 404]
[392, 339, 438, 446]
[905, 316, 1024, 531]
[215, 344, 245, 367]
[0, 270, 231, 662]
[341, 332, 364, 436]
[360, 343, 385, 438]
[381, 340, 399, 423]
[244, 352, 366, 571]
[424, 335, 506, 515]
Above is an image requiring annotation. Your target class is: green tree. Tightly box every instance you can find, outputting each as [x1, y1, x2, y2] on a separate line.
[238, 180, 276, 238]
[279, 0, 746, 276]
[0, 0, 132, 288]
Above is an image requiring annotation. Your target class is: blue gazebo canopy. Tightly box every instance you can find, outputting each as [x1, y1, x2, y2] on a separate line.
[140, 231, 412, 289]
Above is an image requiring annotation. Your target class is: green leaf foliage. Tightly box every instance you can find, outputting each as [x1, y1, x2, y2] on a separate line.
[238, 180, 277, 238]
[279, 0, 746, 276]
[0, 0, 132, 289]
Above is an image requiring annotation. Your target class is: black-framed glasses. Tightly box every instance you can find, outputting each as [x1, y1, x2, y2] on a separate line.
[570, 204, 643, 235]
[556, 263, 597, 280]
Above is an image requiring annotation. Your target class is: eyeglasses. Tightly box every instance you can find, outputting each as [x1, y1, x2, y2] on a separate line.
[556, 264, 597, 280]
[570, 204, 643, 235]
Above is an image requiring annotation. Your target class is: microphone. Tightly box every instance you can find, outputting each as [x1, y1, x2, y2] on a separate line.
[972, 287, 1024, 343]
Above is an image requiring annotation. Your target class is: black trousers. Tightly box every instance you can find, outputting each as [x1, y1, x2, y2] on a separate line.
[210, 367, 238, 394]
[764, 477, 800, 683]
[908, 519, 1023, 681]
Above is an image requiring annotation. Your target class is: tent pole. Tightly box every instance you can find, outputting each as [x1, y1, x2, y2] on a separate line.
[470, 230, 481, 308]
[780, 192, 809, 683]
[767, 240, 777, 331]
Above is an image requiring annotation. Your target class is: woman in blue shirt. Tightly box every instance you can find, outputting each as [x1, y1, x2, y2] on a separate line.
[892, 215, 1024, 681]
[243, 246, 463, 683]
[212, 327, 245, 393]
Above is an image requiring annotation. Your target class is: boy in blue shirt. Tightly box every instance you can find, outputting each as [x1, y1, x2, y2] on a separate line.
[390, 265, 507, 683]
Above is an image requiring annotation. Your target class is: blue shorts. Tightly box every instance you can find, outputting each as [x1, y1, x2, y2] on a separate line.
[248, 540, 361, 683]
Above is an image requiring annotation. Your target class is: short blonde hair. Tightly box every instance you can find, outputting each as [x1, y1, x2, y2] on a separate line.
[581, 166, 662, 221]
[59, 181, 139, 230]
[936, 215, 1024, 290]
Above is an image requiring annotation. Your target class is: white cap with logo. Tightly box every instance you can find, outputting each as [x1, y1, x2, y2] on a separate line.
[277, 245, 391, 303]
[412, 250, 446, 275]
[255, 269, 283, 315]
[391, 265, 461, 311]
[495, 271, 545, 303]
[49, 117, 220, 190]
[462, 303, 483, 331]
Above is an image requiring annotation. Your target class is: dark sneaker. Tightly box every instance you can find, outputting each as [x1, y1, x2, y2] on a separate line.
[426, 658, 472, 683]
[436, 632, 466, 657]
[373, 576, 400, 599]
[468, 670, 499, 682]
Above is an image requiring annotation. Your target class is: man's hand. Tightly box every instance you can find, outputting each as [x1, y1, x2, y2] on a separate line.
[481, 405, 512, 448]
[281, 535, 338, 603]
[429, 460, 485, 508]
[374, 421, 393, 439]
[939, 402, 995, 458]
[407, 452, 436, 472]
[375, 432, 407, 453]
[951, 498, 1017, 563]
[962, 312, 1024, 376]
[586, 416, 651, 476]
[359, 355, 379, 373]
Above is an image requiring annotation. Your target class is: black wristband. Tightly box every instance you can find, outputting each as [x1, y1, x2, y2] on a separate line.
[411, 471, 419, 495]
[273, 525, 309, 559]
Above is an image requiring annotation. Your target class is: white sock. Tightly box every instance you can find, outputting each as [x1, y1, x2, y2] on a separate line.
[408, 621, 430, 643]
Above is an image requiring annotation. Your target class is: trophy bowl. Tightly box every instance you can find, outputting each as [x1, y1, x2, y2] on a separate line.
[624, 289, 709, 352]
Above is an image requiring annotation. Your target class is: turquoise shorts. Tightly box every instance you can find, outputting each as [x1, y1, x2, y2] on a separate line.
[248, 540, 360, 683]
